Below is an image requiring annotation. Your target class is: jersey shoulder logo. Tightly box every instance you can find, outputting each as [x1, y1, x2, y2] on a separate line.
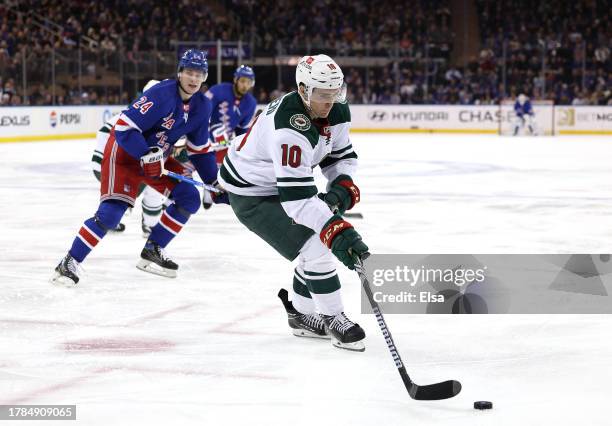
[289, 114, 311, 131]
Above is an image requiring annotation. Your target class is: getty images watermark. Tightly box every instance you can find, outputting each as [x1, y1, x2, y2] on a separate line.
[0, 405, 76, 420]
[361, 254, 612, 314]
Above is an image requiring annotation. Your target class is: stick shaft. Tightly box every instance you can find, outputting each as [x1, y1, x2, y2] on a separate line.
[355, 258, 412, 383]
[162, 170, 221, 193]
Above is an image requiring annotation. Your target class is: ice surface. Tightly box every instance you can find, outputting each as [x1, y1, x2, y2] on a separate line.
[1, 134, 611, 425]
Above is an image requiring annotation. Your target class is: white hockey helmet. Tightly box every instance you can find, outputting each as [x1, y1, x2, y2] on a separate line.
[295, 54, 346, 106]
[518, 94, 528, 105]
[143, 79, 160, 92]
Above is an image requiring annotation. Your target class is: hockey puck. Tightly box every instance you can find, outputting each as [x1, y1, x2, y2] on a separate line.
[473, 401, 493, 410]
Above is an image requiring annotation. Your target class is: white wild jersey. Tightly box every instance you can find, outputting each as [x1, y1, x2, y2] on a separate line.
[218, 91, 357, 233]
[92, 113, 121, 173]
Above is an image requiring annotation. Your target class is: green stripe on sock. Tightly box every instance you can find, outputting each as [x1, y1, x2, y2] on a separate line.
[307, 274, 341, 295]
[293, 274, 312, 298]
[142, 206, 162, 216]
[302, 269, 336, 277]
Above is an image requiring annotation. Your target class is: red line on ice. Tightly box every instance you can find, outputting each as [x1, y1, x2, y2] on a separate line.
[1, 367, 111, 405]
[208, 305, 278, 335]
[109, 365, 286, 381]
[125, 303, 198, 325]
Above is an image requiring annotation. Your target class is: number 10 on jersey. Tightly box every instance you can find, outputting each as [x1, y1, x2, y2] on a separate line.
[281, 144, 301, 168]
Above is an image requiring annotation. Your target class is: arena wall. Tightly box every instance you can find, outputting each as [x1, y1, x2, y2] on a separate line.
[1, 105, 610, 143]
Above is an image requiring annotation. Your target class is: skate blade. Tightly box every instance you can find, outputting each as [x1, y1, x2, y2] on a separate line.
[331, 337, 365, 352]
[292, 328, 331, 340]
[50, 273, 77, 287]
[136, 259, 177, 278]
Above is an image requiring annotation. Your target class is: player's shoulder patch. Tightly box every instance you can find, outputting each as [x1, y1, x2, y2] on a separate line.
[327, 101, 351, 126]
[289, 113, 311, 131]
[273, 92, 318, 148]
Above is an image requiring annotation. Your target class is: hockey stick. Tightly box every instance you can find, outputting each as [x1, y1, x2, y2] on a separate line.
[355, 253, 462, 400]
[344, 212, 363, 219]
[162, 170, 222, 193]
[331, 204, 363, 219]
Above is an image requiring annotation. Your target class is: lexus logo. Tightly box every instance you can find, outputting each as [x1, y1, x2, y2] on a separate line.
[369, 110, 387, 121]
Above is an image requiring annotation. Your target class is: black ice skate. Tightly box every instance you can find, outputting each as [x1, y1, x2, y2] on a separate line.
[321, 312, 366, 352]
[278, 289, 329, 339]
[50, 253, 81, 287]
[136, 242, 178, 278]
[110, 222, 126, 233]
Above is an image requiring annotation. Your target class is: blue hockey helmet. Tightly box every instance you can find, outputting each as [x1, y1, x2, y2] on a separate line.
[178, 49, 209, 76]
[234, 65, 255, 82]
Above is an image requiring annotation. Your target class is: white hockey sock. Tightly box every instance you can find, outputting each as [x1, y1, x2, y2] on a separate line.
[292, 266, 315, 314]
[298, 235, 345, 316]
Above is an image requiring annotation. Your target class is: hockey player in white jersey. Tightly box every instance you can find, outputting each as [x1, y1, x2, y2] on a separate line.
[513, 94, 537, 135]
[218, 54, 369, 351]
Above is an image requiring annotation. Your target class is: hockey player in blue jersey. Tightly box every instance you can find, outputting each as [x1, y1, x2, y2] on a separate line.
[52, 49, 220, 286]
[513, 94, 537, 136]
[205, 65, 257, 164]
[201, 65, 257, 208]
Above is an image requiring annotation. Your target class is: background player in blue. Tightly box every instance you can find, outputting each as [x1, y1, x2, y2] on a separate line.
[51, 49, 219, 286]
[513, 93, 537, 135]
[202, 65, 257, 208]
[205, 65, 257, 164]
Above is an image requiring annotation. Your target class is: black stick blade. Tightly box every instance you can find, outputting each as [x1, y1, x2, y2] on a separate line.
[409, 380, 462, 400]
[277, 288, 293, 312]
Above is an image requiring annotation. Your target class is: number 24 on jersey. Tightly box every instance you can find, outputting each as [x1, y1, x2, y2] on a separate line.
[133, 96, 154, 115]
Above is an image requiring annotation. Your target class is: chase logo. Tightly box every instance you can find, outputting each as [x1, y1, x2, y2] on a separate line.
[50, 111, 58, 127]
[368, 110, 387, 122]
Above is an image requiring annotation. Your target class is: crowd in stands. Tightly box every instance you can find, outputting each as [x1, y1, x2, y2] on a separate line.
[1, 0, 609, 106]
[226, 0, 452, 57]
[474, 0, 610, 105]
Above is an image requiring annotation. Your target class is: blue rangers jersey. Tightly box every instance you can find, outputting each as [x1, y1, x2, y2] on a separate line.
[113, 79, 217, 182]
[514, 100, 534, 117]
[205, 82, 257, 142]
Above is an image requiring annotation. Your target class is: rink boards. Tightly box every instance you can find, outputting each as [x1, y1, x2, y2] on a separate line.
[0, 104, 610, 143]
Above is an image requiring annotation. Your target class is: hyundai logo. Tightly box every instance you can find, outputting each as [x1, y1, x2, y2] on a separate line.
[369, 110, 387, 121]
